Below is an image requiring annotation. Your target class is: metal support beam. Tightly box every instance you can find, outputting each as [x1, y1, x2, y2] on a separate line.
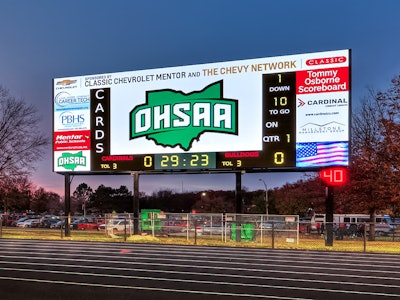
[133, 172, 140, 235]
[235, 172, 242, 242]
[64, 173, 72, 237]
[325, 186, 334, 246]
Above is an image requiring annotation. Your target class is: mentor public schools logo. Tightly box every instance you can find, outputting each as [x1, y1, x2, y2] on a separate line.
[54, 131, 90, 151]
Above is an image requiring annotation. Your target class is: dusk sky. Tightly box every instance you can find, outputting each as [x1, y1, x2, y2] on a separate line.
[1, 0, 399, 196]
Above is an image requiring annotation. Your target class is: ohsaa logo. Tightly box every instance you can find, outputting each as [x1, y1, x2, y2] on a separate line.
[57, 151, 87, 171]
[129, 80, 238, 151]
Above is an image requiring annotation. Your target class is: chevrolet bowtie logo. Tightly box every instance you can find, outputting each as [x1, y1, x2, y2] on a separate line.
[56, 79, 77, 86]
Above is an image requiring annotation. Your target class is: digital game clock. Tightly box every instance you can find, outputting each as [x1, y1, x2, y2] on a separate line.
[154, 153, 216, 170]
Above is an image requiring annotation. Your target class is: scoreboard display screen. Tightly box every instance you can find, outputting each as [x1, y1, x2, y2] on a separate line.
[53, 49, 350, 173]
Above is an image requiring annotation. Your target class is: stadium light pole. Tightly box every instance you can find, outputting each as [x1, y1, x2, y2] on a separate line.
[259, 179, 269, 219]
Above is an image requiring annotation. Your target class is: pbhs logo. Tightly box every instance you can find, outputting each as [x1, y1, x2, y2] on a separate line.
[129, 80, 238, 151]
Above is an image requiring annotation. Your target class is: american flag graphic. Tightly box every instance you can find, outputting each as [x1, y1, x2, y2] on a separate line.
[296, 142, 348, 167]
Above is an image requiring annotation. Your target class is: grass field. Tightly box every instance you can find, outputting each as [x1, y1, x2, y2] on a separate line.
[1, 227, 400, 254]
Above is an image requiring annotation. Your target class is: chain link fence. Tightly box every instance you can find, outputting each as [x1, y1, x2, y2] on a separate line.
[101, 213, 300, 247]
[1, 213, 400, 253]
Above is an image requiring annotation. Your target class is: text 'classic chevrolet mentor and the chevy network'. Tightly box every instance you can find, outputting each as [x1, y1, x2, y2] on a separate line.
[53, 49, 350, 174]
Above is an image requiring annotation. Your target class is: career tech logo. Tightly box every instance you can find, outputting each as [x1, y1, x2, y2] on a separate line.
[129, 80, 238, 151]
[54, 92, 90, 111]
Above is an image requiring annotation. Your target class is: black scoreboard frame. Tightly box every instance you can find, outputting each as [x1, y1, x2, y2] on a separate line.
[53, 49, 351, 175]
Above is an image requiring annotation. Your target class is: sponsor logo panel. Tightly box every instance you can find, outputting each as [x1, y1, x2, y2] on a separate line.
[54, 109, 90, 131]
[55, 79, 77, 87]
[54, 150, 91, 172]
[54, 91, 90, 111]
[53, 130, 91, 151]
[296, 67, 349, 94]
[305, 56, 347, 66]
[296, 92, 349, 143]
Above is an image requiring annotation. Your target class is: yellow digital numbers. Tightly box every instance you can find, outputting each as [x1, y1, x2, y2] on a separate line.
[143, 156, 153, 168]
[170, 155, 179, 166]
[190, 154, 199, 166]
[264, 72, 296, 168]
[155, 153, 216, 170]
[201, 154, 208, 166]
[160, 155, 179, 167]
[274, 152, 285, 165]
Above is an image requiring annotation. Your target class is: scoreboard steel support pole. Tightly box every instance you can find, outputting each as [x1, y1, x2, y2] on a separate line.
[235, 172, 243, 242]
[320, 167, 348, 246]
[64, 174, 72, 237]
[133, 173, 140, 235]
[325, 186, 334, 246]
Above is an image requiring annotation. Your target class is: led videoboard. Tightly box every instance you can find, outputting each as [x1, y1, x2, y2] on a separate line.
[53, 49, 350, 173]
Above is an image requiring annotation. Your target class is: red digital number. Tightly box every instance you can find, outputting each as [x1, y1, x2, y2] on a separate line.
[319, 167, 347, 186]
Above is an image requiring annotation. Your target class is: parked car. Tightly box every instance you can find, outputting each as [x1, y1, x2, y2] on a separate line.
[16, 218, 40, 228]
[201, 224, 224, 234]
[70, 218, 99, 230]
[2, 214, 20, 226]
[99, 219, 133, 232]
[50, 220, 65, 229]
[299, 216, 316, 233]
[11, 216, 30, 227]
[40, 218, 60, 228]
